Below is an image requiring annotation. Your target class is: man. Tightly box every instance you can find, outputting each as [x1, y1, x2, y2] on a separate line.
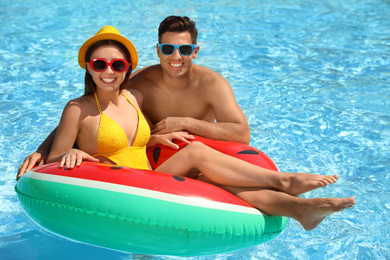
[17, 16, 250, 178]
[130, 16, 250, 144]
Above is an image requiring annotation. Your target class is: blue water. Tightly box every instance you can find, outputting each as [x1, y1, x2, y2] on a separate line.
[1, 0, 389, 259]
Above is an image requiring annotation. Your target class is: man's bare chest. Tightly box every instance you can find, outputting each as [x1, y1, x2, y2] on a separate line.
[142, 94, 213, 124]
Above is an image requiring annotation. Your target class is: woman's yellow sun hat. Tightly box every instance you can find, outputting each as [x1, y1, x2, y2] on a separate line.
[78, 25, 138, 70]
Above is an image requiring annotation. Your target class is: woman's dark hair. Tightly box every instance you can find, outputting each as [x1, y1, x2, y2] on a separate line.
[84, 40, 132, 96]
[158, 16, 198, 44]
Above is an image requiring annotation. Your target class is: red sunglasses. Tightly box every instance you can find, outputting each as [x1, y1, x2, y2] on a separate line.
[88, 58, 129, 73]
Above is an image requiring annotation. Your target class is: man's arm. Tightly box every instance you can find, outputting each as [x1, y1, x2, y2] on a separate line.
[152, 73, 250, 144]
[16, 127, 57, 180]
[205, 75, 250, 143]
[152, 116, 250, 144]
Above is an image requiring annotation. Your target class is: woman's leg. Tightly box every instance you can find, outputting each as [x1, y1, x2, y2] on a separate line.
[225, 186, 356, 230]
[155, 141, 338, 196]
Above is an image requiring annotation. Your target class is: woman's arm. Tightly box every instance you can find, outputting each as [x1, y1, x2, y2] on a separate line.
[47, 99, 98, 169]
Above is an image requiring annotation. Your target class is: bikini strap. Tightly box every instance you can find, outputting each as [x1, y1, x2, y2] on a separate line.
[120, 92, 139, 113]
[95, 91, 136, 114]
[94, 92, 103, 114]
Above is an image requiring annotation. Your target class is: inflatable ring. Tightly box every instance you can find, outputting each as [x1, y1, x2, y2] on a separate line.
[15, 136, 288, 256]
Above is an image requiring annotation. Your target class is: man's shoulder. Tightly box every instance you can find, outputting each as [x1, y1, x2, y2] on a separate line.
[129, 65, 161, 90]
[195, 64, 226, 82]
[133, 65, 161, 80]
[194, 64, 220, 77]
[194, 64, 230, 90]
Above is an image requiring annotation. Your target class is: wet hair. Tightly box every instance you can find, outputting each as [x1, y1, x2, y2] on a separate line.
[158, 16, 198, 44]
[84, 40, 132, 96]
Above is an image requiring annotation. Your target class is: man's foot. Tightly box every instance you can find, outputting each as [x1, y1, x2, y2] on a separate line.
[281, 173, 339, 196]
[297, 197, 356, 231]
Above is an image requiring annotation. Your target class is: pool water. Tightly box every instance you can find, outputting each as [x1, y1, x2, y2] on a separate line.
[1, 0, 389, 259]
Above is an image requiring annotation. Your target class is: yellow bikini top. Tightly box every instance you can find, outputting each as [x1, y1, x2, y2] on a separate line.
[92, 92, 150, 170]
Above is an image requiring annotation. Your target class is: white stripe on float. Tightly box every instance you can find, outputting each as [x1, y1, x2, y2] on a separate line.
[24, 171, 263, 216]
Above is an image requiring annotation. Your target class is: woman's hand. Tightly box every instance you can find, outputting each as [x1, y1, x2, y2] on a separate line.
[149, 132, 195, 149]
[59, 149, 99, 170]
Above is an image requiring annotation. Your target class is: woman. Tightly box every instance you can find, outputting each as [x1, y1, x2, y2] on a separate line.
[47, 26, 355, 231]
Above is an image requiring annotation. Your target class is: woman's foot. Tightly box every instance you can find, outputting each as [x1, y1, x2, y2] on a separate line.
[280, 173, 339, 196]
[297, 197, 356, 231]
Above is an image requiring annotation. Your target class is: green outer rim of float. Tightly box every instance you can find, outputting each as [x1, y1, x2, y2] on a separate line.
[16, 175, 288, 256]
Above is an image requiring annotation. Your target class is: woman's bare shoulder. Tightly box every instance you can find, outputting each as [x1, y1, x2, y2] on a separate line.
[123, 89, 143, 107]
[63, 95, 95, 115]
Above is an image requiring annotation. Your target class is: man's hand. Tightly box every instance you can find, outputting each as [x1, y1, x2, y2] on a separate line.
[17, 151, 47, 180]
[151, 117, 187, 135]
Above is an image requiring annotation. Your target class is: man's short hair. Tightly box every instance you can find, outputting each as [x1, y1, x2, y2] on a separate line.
[158, 16, 198, 44]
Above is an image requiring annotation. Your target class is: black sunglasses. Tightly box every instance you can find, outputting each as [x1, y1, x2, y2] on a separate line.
[158, 44, 197, 56]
